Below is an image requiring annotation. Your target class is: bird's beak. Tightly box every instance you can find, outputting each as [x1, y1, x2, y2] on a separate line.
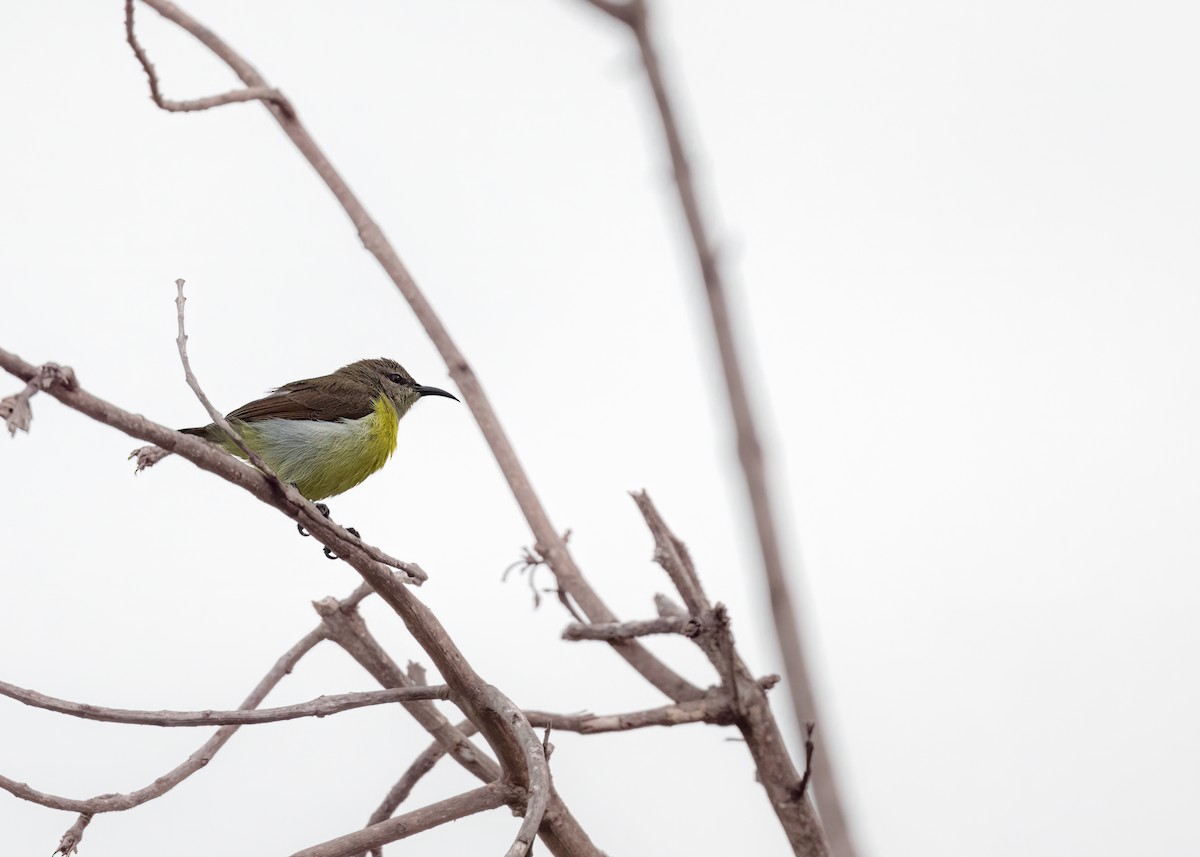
[415, 384, 459, 402]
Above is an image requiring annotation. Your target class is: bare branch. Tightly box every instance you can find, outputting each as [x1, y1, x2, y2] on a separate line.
[1, 346, 423, 585]
[124, 0, 293, 117]
[632, 491, 709, 615]
[630, 492, 829, 856]
[315, 600, 600, 857]
[0, 679, 449, 727]
[174, 278, 272, 478]
[561, 616, 699, 641]
[525, 696, 733, 734]
[357, 696, 736, 857]
[129, 0, 702, 706]
[586, 0, 856, 849]
[502, 689, 551, 857]
[290, 782, 517, 857]
[361, 718, 479, 857]
[0, 624, 327, 813]
[1, 362, 75, 436]
[53, 814, 91, 856]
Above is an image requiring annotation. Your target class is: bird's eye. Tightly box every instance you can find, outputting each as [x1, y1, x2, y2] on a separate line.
[388, 373, 406, 384]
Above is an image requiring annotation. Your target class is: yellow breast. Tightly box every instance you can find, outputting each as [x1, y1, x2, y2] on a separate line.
[233, 396, 401, 500]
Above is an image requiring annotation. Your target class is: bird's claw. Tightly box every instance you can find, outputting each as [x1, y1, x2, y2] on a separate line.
[324, 526, 361, 560]
[297, 502, 332, 538]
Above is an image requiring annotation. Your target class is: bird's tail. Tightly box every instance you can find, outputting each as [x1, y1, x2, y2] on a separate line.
[179, 425, 215, 440]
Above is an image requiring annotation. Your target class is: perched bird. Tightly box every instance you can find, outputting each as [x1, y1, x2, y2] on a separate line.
[181, 357, 458, 501]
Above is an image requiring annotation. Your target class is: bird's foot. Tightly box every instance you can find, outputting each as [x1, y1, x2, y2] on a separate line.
[324, 526, 361, 561]
[297, 502, 332, 537]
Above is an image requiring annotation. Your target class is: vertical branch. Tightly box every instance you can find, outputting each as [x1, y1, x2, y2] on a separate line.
[580, 3, 858, 855]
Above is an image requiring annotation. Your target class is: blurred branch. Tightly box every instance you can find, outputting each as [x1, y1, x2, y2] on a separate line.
[577, 0, 857, 851]
[0, 679, 450, 726]
[125, 0, 702, 706]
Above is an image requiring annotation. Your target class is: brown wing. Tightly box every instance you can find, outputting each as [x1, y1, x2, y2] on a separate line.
[225, 374, 375, 423]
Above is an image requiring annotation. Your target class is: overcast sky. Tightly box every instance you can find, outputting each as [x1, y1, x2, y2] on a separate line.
[3, 1, 1199, 855]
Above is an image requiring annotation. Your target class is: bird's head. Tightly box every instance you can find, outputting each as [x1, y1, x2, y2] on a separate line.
[338, 357, 459, 417]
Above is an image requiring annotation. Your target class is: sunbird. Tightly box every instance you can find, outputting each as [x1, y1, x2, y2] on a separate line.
[181, 357, 458, 501]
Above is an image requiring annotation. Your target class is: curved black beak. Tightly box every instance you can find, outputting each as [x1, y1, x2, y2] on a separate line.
[415, 384, 459, 402]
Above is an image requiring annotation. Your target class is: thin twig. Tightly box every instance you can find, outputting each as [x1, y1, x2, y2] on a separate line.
[358, 693, 739, 850]
[631, 491, 709, 615]
[561, 616, 699, 641]
[0, 679, 449, 726]
[174, 279, 271, 475]
[525, 696, 734, 734]
[124, 0, 293, 117]
[171, 279, 425, 583]
[0, 622, 327, 813]
[360, 718, 478, 857]
[289, 782, 517, 857]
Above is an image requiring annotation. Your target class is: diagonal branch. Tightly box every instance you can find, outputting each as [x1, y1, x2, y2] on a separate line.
[632, 491, 828, 856]
[359, 718, 479, 857]
[1, 348, 420, 585]
[124, 0, 293, 117]
[315, 599, 598, 857]
[289, 782, 517, 857]
[0, 679, 449, 727]
[1, 346, 566, 853]
[126, 0, 701, 707]
[0, 618, 329, 813]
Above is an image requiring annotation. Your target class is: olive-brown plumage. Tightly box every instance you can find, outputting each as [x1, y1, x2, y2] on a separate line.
[181, 358, 457, 500]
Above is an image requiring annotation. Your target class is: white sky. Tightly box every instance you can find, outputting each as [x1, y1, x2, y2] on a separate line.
[3, 1, 1199, 855]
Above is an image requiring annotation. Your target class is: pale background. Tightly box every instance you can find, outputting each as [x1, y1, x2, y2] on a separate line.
[3, 1, 1199, 855]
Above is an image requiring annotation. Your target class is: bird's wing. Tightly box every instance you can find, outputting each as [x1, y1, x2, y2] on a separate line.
[225, 376, 374, 423]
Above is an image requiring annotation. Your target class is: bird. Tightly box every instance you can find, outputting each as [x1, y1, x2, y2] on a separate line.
[180, 357, 458, 502]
